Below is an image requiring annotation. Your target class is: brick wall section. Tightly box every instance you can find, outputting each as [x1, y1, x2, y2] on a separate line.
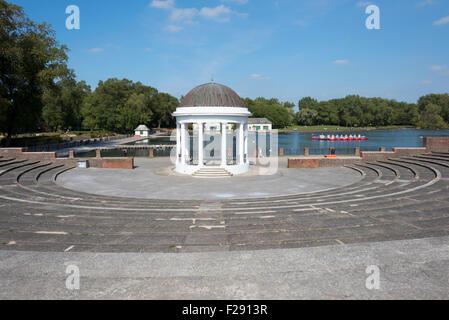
[423, 137, 449, 153]
[54, 157, 133, 169]
[361, 147, 427, 162]
[102, 158, 134, 169]
[361, 152, 395, 162]
[0, 148, 23, 158]
[288, 158, 362, 168]
[393, 147, 427, 156]
[0, 148, 56, 160]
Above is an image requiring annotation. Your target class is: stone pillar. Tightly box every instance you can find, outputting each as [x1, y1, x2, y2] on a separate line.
[244, 124, 248, 164]
[239, 123, 244, 164]
[69, 150, 75, 159]
[354, 147, 360, 157]
[185, 123, 190, 164]
[221, 122, 227, 166]
[198, 122, 204, 166]
[176, 122, 181, 164]
[96, 149, 101, 159]
[180, 123, 186, 164]
[304, 147, 310, 156]
[149, 148, 154, 158]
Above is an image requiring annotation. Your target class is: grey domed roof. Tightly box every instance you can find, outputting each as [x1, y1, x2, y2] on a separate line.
[180, 83, 246, 108]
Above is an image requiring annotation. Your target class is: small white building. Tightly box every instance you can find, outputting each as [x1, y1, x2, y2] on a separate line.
[248, 118, 272, 132]
[193, 123, 233, 132]
[134, 125, 150, 137]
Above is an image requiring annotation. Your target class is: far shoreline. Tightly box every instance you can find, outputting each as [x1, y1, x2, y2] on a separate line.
[277, 125, 444, 133]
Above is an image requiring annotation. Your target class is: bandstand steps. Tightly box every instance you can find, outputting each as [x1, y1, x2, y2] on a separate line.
[193, 167, 233, 178]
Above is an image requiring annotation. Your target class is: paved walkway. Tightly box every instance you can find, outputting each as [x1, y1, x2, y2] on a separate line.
[1, 236, 448, 299]
[57, 157, 362, 200]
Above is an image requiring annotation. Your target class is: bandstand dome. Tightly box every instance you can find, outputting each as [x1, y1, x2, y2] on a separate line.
[172, 82, 251, 176]
[180, 83, 246, 108]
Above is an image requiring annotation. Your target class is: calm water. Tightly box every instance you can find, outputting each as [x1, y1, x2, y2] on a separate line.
[77, 129, 449, 157]
[280, 129, 449, 155]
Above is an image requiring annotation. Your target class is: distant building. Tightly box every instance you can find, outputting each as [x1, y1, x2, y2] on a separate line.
[193, 123, 232, 132]
[134, 125, 150, 137]
[248, 118, 272, 132]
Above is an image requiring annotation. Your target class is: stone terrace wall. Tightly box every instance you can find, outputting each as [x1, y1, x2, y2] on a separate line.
[361, 148, 427, 162]
[1, 148, 133, 169]
[288, 157, 362, 168]
[424, 137, 449, 153]
[55, 158, 134, 170]
[0, 148, 56, 160]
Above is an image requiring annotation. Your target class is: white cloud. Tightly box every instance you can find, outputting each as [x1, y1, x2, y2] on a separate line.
[165, 25, 183, 33]
[356, 1, 372, 8]
[430, 65, 449, 76]
[221, 0, 248, 4]
[333, 59, 350, 65]
[150, 1, 247, 31]
[150, 0, 174, 10]
[170, 8, 198, 22]
[88, 48, 103, 53]
[416, 0, 437, 8]
[430, 65, 448, 71]
[251, 74, 271, 80]
[433, 15, 449, 25]
[199, 5, 233, 22]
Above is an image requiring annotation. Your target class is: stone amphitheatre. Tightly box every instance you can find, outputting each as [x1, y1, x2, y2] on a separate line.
[1, 84, 449, 299]
[1, 138, 449, 299]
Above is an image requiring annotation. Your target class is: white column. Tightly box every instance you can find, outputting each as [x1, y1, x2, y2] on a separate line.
[185, 123, 190, 164]
[244, 123, 248, 164]
[180, 122, 186, 164]
[239, 123, 244, 164]
[198, 122, 204, 166]
[221, 122, 227, 167]
[176, 122, 181, 164]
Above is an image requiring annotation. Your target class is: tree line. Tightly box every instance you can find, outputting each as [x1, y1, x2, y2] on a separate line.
[0, 0, 178, 145]
[295, 94, 449, 129]
[1, 0, 448, 147]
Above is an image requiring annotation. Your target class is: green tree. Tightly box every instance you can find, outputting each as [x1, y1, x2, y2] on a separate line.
[152, 93, 178, 128]
[0, 0, 69, 144]
[295, 108, 318, 126]
[245, 97, 293, 128]
[42, 72, 91, 131]
[418, 94, 449, 123]
[417, 104, 448, 129]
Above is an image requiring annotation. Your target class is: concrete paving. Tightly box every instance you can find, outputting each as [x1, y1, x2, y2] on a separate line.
[2, 153, 449, 299]
[57, 157, 362, 200]
[1, 235, 449, 299]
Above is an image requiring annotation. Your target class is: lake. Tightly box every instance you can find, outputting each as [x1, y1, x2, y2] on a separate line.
[279, 129, 449, 155]
[77, 129, 449, 158]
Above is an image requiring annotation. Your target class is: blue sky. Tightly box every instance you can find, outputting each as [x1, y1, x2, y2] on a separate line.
[11, 0, 449, 105]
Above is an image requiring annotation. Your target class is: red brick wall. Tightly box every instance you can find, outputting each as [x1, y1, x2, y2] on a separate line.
[288, 158, 362, 168]
[102, 158, 134, 169]
[55, 158, 134, 169]
[423, 137, 449, 153]
[0, 148, 24, 158]
[0, 148, 56, 160]
[361, 148, 427, 161]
